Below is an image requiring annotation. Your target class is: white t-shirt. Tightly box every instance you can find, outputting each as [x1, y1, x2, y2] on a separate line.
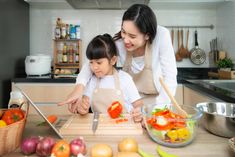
[84, 70, 141, 112]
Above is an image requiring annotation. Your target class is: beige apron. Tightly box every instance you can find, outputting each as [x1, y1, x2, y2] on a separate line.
[91, 69, 126, 113]
[122, 42, 159, 105]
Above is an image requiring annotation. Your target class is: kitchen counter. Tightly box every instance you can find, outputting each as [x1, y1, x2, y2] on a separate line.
[4, 115, 235, 157]
[184, 79, 235, 103]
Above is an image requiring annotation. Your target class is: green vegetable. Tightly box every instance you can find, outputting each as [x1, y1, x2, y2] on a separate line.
[138, 148, 156, 157]
[156, 146, 179, 157]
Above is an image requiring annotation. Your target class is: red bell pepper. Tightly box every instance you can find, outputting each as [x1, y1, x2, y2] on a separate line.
[107, 101, 123, 119]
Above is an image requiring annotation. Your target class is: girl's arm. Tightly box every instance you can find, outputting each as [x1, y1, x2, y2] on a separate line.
[58, 61, 92, 113]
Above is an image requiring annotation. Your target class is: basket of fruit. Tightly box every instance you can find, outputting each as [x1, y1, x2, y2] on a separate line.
[0, 103, 29, 156]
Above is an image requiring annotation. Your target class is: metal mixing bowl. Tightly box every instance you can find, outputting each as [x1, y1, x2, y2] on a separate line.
[196, 102, 235, 138]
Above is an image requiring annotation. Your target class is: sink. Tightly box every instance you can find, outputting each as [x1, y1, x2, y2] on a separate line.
[201, 80, 235, 92]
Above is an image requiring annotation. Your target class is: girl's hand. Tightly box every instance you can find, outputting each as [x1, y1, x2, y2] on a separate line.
[57, 84, 84, 113]
[131, 107, 143, 123]
[131, 99, 144, 123]
[78, 95, 90, 115]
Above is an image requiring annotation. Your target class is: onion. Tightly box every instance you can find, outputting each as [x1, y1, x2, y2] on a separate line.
[20, 136, 39, 155]
[36, 136, 56, 157]
[70, 137, 86, 155]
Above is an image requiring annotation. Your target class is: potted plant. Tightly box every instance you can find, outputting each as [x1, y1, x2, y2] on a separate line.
[216, 58, 233, 71]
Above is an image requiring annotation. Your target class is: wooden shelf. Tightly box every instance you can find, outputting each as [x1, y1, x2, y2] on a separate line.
[53, 39, 82, 72]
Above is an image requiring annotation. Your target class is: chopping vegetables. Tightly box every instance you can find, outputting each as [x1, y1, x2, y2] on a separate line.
[107, 101, 123, 119]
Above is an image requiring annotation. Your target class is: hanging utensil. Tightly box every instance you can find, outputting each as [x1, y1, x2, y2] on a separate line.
[175, 29, 182, 62]
[179, 29, 188, 58]
[190, 30, 206, 65]
[159, 77, 188, 118]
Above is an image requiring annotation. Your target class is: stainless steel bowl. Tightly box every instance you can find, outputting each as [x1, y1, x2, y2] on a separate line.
[196, 102, 235, 138]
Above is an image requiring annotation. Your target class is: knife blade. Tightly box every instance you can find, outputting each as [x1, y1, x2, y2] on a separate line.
[92, 112, 99, 134]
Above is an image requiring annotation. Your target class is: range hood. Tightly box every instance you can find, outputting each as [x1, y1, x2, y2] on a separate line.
[66, 0, 150, 9]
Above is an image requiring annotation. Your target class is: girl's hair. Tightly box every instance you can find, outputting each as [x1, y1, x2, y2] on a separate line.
[113, 4, 157, 44]
[86, 33, 118, 61]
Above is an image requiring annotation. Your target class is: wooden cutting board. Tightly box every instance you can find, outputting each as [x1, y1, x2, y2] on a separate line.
[59, 114, 143, 135]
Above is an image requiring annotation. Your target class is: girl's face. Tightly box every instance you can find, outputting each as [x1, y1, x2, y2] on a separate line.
[89, 56, 117, 78]
[121, 20, 149, 52]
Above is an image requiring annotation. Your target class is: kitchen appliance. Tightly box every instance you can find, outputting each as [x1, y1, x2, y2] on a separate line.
[190, 30, 206, 65]
[196, 102, 235, 138]
[25, 54, 52, 76]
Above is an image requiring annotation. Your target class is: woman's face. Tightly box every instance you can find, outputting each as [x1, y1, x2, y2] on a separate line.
[121, 20, 148, 52]
[89, 57, 116, 78]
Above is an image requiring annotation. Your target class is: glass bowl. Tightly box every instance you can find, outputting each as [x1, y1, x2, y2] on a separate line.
[143, 104, 202, 147]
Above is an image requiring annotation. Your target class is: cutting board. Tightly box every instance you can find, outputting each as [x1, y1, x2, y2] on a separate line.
[59, 114, 143, 135]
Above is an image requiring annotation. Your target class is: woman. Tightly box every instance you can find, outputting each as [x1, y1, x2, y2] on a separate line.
[58, 4, 177, 113]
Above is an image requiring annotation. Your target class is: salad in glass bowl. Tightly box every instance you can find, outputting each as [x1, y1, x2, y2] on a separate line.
[143, 104, 202, 147]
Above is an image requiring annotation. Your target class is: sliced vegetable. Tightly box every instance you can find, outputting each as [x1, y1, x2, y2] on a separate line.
[115, 118, 128, 124]
[37, 115, 58, 126]
[1, 108, 24, 125]
[107, 101, 123, 119]
[156, 146, 179, 157]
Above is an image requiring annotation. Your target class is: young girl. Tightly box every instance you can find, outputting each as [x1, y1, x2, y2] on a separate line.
[76, 34, 143, 122]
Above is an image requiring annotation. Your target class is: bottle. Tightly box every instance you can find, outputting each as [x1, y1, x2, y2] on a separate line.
[70, 25, 76, 39]
[8, 91, 26, 110]
[75, 25, 81, 39]
[75, 51, 79, 63]
[62, 44, 68, 63]
[55, 18, 61, 39]
[65, 24, 70, 40]
[61, 23, 66, 39]
[69, 45, 74, 63]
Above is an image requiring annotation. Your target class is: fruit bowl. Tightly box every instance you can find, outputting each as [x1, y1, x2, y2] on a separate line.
[143, 104, 202, 147]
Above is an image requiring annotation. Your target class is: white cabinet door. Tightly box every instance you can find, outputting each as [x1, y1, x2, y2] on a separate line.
[12, 82, 74, 115]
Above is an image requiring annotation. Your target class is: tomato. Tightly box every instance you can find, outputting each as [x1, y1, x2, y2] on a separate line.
[51, 140, 70, 157]
[107, 101, 123, 119]
[1, 109, 24, 125]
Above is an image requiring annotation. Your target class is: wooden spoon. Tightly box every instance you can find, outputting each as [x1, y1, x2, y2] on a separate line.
[159, 77, 188, 118]
[175, 29, 182, 62]
[185, 29, 190, 58]
[179, 29, 188, 58]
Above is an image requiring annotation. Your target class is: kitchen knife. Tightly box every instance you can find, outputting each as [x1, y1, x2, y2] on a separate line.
[92, 112, 99, 134]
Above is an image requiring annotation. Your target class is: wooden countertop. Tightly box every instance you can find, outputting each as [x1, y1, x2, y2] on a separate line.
[4, 115, 235, 157]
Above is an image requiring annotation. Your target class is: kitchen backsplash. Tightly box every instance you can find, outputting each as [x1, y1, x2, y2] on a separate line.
[30, 6, 219, 68]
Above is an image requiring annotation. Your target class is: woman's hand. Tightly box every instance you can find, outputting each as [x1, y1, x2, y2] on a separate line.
[57, 84, 84, 113]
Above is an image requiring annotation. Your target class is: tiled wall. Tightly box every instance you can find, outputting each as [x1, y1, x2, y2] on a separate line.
[30, 6, 218, 67]
[216, 1, 235, 60]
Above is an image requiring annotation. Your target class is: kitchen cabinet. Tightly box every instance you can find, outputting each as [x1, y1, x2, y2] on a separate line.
[11, 82, 74, 115]
[53, 39, 82, 77]
[183, 86, 219, 106]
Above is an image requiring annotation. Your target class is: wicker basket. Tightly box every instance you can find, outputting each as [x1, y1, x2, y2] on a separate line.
[0, 104, 29, 156]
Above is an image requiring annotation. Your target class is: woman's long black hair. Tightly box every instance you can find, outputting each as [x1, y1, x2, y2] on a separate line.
[86, 33, 118, 61]
[114, 4, 157, 44]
